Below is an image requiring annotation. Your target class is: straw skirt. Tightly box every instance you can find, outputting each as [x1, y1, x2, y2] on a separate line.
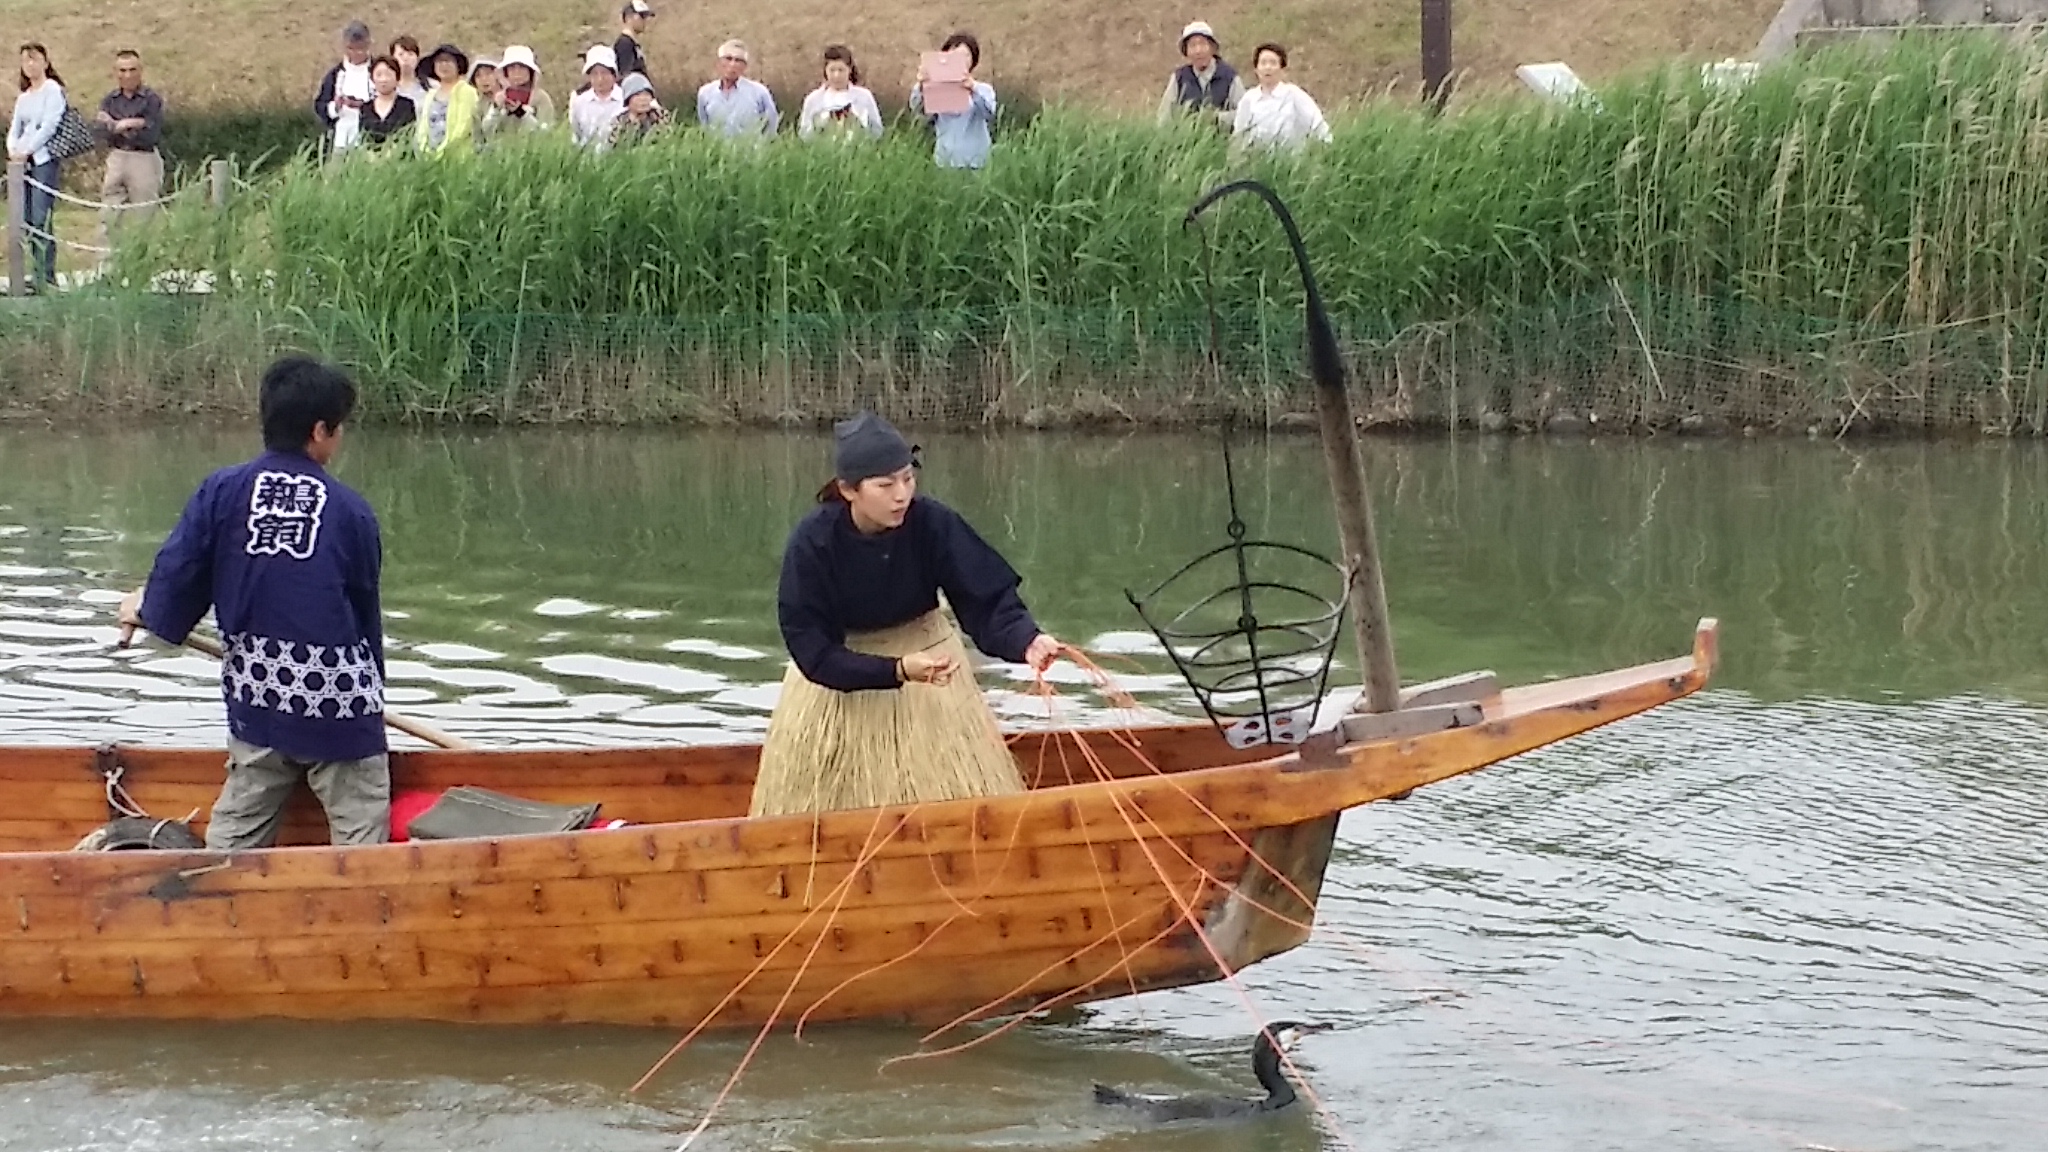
[750, 609, 1027, 817]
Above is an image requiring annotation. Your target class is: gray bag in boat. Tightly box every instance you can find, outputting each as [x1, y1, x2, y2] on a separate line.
[404, 786, 601, 841]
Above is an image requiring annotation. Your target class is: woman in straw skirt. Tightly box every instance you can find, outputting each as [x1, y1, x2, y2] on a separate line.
[751, 412, 1063, 818]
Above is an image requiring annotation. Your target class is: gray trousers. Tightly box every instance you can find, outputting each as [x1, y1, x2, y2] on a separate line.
[205, 739, 392, 850]
[98, 149, 163, 248]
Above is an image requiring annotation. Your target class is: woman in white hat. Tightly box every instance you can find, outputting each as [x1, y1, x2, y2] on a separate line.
[798, 44, 883, 140]
[482, 45, 556, 136]
[568, 45, 626, 147]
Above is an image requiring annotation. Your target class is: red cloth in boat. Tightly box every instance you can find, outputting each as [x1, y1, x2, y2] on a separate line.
[388, 789, 443, 842]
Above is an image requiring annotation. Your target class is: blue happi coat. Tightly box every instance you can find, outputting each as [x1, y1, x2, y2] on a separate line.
[139, 450, 387, 761]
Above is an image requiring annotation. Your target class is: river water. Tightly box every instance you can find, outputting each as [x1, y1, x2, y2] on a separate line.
[0, 428, 2044, 1152]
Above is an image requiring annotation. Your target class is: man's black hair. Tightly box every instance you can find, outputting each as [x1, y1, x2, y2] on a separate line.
[260, 356, 358, 453]
[940, 31, 980, 71]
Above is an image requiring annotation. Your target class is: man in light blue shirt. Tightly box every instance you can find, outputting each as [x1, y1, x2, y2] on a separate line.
[696, 39, 779, 138]
[909, 32, 996, 170]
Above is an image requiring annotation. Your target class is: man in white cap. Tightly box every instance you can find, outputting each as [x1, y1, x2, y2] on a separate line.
[1157, 20, 1242, 127]
[696, 39, 779, 138]
[615, 0, 655, 83]
[569, 44, 627, 147]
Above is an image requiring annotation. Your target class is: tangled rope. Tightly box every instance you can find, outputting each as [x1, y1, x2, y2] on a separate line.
[632, 649, 1363, 1152]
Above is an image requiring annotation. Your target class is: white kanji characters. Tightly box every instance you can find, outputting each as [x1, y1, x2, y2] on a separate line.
[244, 470, 330, 560]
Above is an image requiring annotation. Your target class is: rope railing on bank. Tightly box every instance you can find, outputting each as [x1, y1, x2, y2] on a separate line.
[22, 174, 203, 213]
[22, 223, 113, 256]
[3, 158, 234, 296]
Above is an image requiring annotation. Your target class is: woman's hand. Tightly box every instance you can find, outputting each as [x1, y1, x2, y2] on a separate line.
[898, 651, 958, 686]
[1023, 633, 1062, 672]
[115, 588, 144, 648]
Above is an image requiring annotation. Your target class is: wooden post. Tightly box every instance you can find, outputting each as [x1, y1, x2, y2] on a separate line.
[1186, 181, 1402, 715]
[1421, 0, 1454, 112]
[1314, 340, 1403, 713]
[209, 160, 230, 209]
[5, 160, 24, 298]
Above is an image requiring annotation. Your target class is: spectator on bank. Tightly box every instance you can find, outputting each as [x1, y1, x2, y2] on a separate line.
[616, 0, 655, 84]
[6, 43, 67, 293]
[1157, 20, 1242, 127]
[697, 40, 778, 138]
[468, 57, 500, 138]
[609, 73, 670, 146]
[569, 46, 625, 147]
[95, 49, 166, 248]
[390, 35, 426, 104]
[481, 45, 555, 138]
[1232, 43, 1331, 151]
[909, 32, 996, 169]
[314, 21, 376, 153]
[360, 56, 417, 147]
[798, 44, 883, 140]
[413, 44, 478, 157]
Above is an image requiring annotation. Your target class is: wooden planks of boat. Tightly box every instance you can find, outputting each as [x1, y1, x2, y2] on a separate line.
[0, 620, 1717, 1028]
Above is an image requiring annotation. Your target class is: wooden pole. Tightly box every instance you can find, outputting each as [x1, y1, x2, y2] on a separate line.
[1421, 0, 1454, 112]
[1185, 182, 1402, 714]
[5, 160, 25, 298]
[209, 160, 230, 209]
[177, 631, 476, 750]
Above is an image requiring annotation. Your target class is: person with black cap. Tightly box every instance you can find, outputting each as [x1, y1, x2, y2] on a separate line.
[749, 412, 1063, 818]
[616, 0, 655, 84]
[413, 43, 478, 156]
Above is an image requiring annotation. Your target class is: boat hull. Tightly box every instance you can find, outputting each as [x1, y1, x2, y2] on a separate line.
[0, 621, 1715, 1028]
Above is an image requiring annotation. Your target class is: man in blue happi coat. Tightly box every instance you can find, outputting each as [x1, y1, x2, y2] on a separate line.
[117, 356, 391, 849]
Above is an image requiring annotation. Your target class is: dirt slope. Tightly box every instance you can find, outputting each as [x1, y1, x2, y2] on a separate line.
[14, 0, 1780, 111]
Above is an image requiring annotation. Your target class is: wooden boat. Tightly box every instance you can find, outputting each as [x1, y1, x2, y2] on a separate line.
[0, 619, 1716, 1028]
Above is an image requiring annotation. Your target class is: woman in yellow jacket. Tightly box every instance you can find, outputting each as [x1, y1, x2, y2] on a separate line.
[414, 44, 479, 156]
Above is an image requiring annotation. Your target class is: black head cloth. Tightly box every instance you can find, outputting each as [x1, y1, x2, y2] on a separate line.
[833, 411, 918, 484]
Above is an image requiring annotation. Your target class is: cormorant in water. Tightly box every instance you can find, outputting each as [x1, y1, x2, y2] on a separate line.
[1093, 1021, 1333, 1122]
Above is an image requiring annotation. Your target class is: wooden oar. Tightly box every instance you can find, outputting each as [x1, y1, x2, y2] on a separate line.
[177, 632, 474, 751]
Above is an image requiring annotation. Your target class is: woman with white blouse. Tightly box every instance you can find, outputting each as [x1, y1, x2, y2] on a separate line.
[1232, 43, 1332, 151]
[798, 45, 884, 140]
[7, 44, 68, 292]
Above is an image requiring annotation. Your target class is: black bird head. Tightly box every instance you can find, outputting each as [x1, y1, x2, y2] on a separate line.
[1260, 1020, 1333, 1051]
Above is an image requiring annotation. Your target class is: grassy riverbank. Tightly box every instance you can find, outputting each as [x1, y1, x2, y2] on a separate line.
[9, 35, 2048, 432]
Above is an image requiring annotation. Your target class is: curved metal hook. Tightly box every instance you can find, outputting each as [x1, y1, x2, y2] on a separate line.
[1182, 179, 1346, 402]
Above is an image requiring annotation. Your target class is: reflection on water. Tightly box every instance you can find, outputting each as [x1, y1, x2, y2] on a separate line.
[1, 429, 2046, 1150]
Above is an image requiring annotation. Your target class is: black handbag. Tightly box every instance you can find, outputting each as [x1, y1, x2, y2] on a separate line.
[47, 106, 95, 161]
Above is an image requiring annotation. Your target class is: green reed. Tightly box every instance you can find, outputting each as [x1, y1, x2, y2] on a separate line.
[81, 33, 2048, 425]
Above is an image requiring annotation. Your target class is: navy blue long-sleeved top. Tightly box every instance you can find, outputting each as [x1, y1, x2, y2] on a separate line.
[138, 450, 387, 762]
[778, 496, 1041, 692]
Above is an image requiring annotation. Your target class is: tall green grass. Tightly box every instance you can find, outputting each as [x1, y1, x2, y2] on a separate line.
[72, 33, 2048, 428]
